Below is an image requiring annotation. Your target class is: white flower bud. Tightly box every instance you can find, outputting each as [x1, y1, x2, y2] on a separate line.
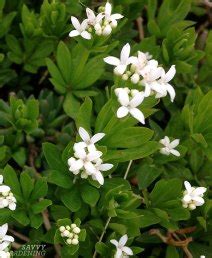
[122, 74, 129, 80]
[189, 203, 196, 210]
[102, 25, 112, 36]
[131, 73, 140, 84]
[110, 20, 117, 28]
[68, 232, 74, 239]
[72, 239, 79, 245]
[73, 227, 81, 234]
[66, 225, 70, 230]
[74, 234, 79, 239]
[66, 238, 72, 245]
[59, 226, 65, 232]
[63, 230, 70, 237]
[71, 224, 77, 229]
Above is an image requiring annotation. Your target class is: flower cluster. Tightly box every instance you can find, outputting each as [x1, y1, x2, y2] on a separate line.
[104, 43, 176, 102]
[115, 88, 145, 124]
[182, 181, 207, 210]
[69, 2, 123, 40]
[159, 136, 180, 157]
[0, 223, 14, 257]
[68, 127, 113, 185]
[59, 224, 81, 245]
[0, 176, 16, 211]
[110, 234, 133, 258]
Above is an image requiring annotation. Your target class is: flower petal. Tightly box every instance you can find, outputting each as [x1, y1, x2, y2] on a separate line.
[170, 139, 180, 148]
[0, 224, 8, 238]
[117, 106, 129, 118]
[130, 92, 144, 108]
[94, 171, 104, 185]
[110, 239, 118, 247]
[98, 163, 113, 171]
[117, 89, 129, 106]
[114, 249, 122, 258]
[86, 8, 95, 21]
[114, 64, 127, 75]
[84, 162, 96, 175]
[122, 246, 133, 255]
[166, 83, 176, 102]
[130, 108, 145, 124]
[87, 151, 102, 161]
[4, 235, 14, 242]
[120, 43, 130, 64]
[71, 16, 81, 30]
[170, 149, 180, 157]
[81, 31, 91, 40]
[193, 187, 207, 196]
[103, 56, 120, 66]
[91, 133, 105, 144]
[0, 175, 3, 184]
[79, 127, 90, 142]
[111, 13, 124, 20]
[193, 196, 205, 206]
[0, 185, 10, 193]
[69, 30, 80, 37]
[119, 234, 128, 246]
[164, 65, 176, 82]
[105, 2, 112, 16]
[184, 181, 192, 193]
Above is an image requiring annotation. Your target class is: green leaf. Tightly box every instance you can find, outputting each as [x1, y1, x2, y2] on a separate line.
[43, 142, 67, 172]
[56, 41, 72, 83]
[47, 169, 73, 189]
[80, 184, 100, 207]
[104, 141, 160, 162]
[136, 164, 162, 189]
[103, 127, 154, 148]
[31, 199, 52, 214]
[20, 172, 34, 200]
[60, 187, 82, 212]
[12, 209, 30, 226]
[63, 92, 81, 120]
[75, 97, 92, 131]
[150, 179, 182, 207]
[3, 165, 23, 202]
[30, 177, 48, 201]
[0, 209, 12, 224]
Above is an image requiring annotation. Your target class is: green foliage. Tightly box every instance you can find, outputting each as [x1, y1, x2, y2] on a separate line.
[0, 0, 211, 257]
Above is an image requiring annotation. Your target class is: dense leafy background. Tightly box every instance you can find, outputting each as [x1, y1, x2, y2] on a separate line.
[0, 0, 211, 257]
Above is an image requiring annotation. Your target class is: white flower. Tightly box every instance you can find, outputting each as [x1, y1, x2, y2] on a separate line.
[68, 148, 102, 175]
[68, 127, 113, 186]
[159, 136, 180, 156]
[115, 88, 145, 124]
[78, 127, 105, 151]
[0, 224, 14, 251]
[182, 181, 207, 210]
[104, 43, 134, 75]
[85, 8, 103, 26]
[200, 256, 205, 258]
[69, 16, 91, 40]
[140, 60, 163, 97]
[131, 51, 152, 73]
[155, 65, 176, 102]
[110, 235, 133, 258]
[0, 250, 10, 258]
[104, 2, 123, 28]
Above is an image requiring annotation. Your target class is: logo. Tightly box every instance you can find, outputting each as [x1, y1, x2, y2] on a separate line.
[11, 244, 46, 256]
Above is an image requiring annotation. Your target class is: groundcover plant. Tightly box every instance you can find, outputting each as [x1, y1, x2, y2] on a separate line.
[0, 0, 211, 257]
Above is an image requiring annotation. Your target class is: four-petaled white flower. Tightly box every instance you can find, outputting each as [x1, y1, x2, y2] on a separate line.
[104, 2, 123, 28]
[155, 65, 176, 102]
[104, 44, 134, 75]
[110, 234, 133, 258]
[0, 224, 14, 252]
[85, 8, 103, 26]
[182, 181, 207, 210]
[69, 16, 91, 40]
[68, 127, 113, 185]
[0, 176, 16, 211]
[115, 88, 145, 124]
[159, 136, 180, 157]
[78, 127, 105, 152]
